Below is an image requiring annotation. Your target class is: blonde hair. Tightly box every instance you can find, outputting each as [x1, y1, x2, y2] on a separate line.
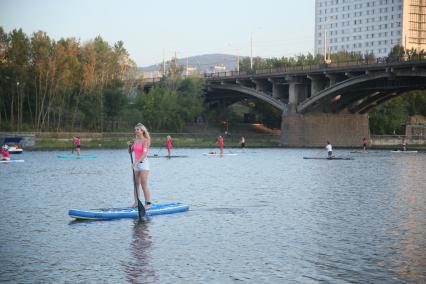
[135, 123, 151, 140]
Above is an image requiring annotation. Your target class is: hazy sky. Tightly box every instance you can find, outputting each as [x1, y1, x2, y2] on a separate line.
[1, 0, 315, 67]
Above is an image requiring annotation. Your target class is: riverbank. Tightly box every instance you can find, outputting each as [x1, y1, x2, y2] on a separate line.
[1, 132, 425, 150]
[31, 133, 281, 150]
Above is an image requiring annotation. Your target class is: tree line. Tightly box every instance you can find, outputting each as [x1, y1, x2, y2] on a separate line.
[0, 27, 207, 133]
[1, 26, 424, 135]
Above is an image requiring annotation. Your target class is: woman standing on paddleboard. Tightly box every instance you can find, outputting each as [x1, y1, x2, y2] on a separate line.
[128, 123, 152, 209]
[165, 135, 173, 158]
[217, 135, 225, 155]
[73, 136, 81, 156]
[1, 144, 10, 161]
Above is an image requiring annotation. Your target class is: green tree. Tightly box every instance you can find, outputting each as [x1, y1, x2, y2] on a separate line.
[369, 96, 409, 134]
[103, 80, 127, 131]
[176, 78, 204, 124]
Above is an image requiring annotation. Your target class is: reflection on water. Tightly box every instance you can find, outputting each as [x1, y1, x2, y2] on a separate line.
[388, 156, 426, 280]
[122, 219, 157, 284]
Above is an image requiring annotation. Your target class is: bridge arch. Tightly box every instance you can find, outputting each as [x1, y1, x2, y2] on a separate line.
[206, 83, 285, 111]
[297, 70, 426, 114]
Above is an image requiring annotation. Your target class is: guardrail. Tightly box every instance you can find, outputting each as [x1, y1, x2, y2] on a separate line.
[203, 55, 426, 79]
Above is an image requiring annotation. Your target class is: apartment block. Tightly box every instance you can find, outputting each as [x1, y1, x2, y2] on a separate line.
[314, 0, 426, 58]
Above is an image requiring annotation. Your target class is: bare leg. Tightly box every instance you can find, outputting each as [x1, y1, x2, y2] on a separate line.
[140, 170, 151, 208]
[132, 170, 142, 207]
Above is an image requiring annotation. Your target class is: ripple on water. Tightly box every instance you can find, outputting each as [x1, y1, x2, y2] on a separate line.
[0, 149, 425, 282]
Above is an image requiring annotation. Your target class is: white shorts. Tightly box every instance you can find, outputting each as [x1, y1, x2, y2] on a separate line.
[135, 159, 150, 172]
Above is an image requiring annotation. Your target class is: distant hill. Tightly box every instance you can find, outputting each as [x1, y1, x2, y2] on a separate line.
[139, 53, 240, 74]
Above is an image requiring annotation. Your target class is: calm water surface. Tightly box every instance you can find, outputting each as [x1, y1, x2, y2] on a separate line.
[0, 148, 425, 283]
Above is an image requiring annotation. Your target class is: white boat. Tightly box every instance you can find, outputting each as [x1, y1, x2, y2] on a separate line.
[7, 145, 23, 154]
[2, 137, 24, 154]
[390, 150, 418, 153]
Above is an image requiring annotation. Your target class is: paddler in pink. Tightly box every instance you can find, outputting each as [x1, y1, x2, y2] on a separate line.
[217, 135, 224, 155]
[1, 144, 10, 161]
[128, 123, 152, 209]
[165, 135, 173, 158]
[73, 136, 81, 156]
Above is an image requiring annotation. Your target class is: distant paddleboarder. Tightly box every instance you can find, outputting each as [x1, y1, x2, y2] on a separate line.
[326, 141, 333, 158]
[128, 123, 152, 209]
[165, 135, 173, 158]
[73, 136, 81, 156]
[240, 136, 246, 148]
[1, 144, 10, 161]
[400, 138, 407, 151]
[217, 135, 225, 155]
[362, 137, 368, 151]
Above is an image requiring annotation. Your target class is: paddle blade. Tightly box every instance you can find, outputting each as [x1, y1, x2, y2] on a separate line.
[137, 200, 146, 219]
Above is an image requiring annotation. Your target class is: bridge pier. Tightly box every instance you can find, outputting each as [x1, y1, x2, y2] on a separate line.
[280, 112, 370, 147]
[287, 78, 310, 114]
[307, 75, 326, 96]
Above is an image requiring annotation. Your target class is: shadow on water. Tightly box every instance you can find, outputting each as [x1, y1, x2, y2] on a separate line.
[122, 219, 157, 284]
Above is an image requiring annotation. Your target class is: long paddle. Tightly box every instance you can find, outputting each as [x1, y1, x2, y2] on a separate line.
[128, 145, 145, 220]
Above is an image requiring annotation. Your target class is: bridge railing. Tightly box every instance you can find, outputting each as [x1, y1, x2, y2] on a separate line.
[204, 55, 426, 79]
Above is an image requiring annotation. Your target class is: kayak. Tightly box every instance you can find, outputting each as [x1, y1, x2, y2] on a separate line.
[57, 155, 97, 159]
[69, 203, 190, 220]
[0, 159, 24, 163]
[390, 150, 418, 153]
[148, 155, 189, 158]
[203, 153, 237, 156]
[303, 157, 354, 160]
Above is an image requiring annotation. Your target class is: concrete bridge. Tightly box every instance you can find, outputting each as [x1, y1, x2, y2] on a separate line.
[203, 57, 426, 146]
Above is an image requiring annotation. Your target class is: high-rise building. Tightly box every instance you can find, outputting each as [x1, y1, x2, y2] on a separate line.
[314, 0, 426, 59]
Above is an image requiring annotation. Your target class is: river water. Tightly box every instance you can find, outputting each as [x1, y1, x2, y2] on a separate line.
[0, 148, 425, 283]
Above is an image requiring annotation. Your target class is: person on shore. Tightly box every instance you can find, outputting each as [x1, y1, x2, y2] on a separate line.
[217, 135, 225, 155]
[400, 138, 407, 151]
[240, 136, 246, 148]
[73, 136, 81, 156]
[362, 137, 368, 151]
[1, 144, 10, 161]
[128, 123, 151, 209]
[165, 135, 173, 158]
[326, 141, 333, 158]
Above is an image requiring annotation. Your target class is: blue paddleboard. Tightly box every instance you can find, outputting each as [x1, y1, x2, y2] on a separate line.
[69, 203, 189, 220]
[57, 154, 97, 159]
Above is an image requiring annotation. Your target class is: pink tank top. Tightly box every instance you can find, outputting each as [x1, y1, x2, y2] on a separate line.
[1, 149, 10, 158]
[166, 140, 173, 149]
[133, 141, 146, 160]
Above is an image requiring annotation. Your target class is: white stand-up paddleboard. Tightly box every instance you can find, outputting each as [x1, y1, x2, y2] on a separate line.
[203, 153, 237, 156]
[0, 159, 24, 163]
